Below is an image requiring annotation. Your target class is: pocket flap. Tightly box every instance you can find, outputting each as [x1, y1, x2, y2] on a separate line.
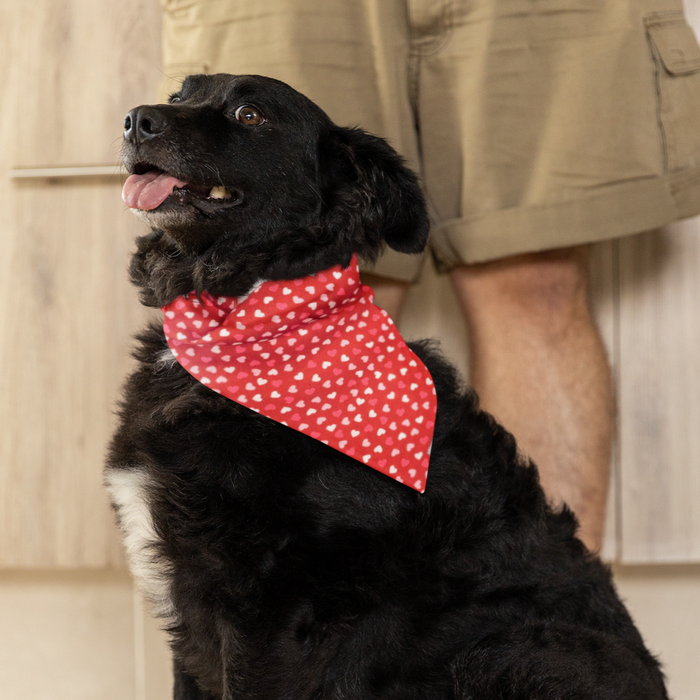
[646, 15, 700, 76]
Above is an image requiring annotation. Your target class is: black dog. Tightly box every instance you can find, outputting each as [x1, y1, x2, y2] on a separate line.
[106, 74, 667, 700]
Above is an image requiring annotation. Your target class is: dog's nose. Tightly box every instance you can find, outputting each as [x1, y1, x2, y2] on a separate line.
[123, 107, 167, 144]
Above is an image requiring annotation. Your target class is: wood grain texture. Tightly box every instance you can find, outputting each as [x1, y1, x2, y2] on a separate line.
[617, 223, 700, 562]
[136, 588, 174, 700]
[9, 0, 162, 169]
[0, 570, 136, 700]
[0, 0, 162, 567]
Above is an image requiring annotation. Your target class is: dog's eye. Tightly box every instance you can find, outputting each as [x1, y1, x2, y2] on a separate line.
[235, 105, 265, 126]
[168, 93, 182, 104]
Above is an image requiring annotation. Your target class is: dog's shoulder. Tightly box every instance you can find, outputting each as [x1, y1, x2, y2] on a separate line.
[119, 322, 237, 418]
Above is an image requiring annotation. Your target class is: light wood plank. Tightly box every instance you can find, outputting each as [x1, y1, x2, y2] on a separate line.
[617, 223, 700, 562]
[0, 570, 136, 700]
[612, 564, 700, 700]
[8, 0, 163, 169]
[0, 180, 154, 567]
[136, 588, 174, 700]
[0, 0, 162, 567]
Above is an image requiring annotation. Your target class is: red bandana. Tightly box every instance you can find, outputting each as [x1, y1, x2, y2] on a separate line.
[161, 256, 437, 492]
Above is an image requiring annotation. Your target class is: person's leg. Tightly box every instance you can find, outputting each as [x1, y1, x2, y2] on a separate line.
[361, 273, 410, 319]
[450, 245, 612, 552]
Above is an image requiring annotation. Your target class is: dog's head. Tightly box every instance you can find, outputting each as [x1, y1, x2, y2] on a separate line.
[122, 74, 429, 306]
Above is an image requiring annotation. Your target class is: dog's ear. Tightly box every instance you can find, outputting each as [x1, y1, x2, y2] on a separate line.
[318, 127, 430, 257]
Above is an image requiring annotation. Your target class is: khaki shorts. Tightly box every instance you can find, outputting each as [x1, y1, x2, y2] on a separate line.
[161, 0, 700, 282]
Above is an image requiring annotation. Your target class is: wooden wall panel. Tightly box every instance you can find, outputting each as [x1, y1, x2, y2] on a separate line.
[0, 570, 136, 700]
[612, 564, 700, 700]
[618, 222, 700, 562]
[0, 181, 149, 567]
[9, 0, 162, 169]
[0, 0, 162, 567]
[136, 589, 175, 700]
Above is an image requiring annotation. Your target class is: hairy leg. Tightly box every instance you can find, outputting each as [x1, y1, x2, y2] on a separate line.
[450, 246, 612, 551]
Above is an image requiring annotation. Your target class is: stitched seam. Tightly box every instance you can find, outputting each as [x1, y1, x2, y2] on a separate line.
[644, 11, 685, 29]
[646, 28, 671, 173]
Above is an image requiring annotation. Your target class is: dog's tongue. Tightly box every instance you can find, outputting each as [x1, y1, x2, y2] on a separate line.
[122, 171, 188, 210]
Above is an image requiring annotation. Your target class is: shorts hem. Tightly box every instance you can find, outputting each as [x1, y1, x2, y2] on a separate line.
[359, 249, 427, 284]
[430, 169, 700, 267]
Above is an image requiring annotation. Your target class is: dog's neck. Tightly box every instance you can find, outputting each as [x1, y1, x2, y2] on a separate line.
[161, 255, 438, 491]
[130, 227, 361, 307]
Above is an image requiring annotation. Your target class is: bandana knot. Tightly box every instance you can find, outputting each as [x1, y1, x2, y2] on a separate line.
[162, 256, 437, 492]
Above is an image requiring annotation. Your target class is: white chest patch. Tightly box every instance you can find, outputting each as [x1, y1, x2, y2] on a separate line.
[105, 467, 176, 621]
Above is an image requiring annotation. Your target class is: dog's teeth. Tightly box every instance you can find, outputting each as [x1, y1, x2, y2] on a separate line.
[209, 186, 232, 200]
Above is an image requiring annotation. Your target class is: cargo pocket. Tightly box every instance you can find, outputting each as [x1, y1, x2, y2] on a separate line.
[645, 11, 700, 175]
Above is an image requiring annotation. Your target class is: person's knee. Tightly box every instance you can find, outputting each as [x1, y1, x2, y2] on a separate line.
[453, 246, 590, 323]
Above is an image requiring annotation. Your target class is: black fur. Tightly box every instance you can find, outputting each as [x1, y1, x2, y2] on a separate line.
[108, 74, 667, 699]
